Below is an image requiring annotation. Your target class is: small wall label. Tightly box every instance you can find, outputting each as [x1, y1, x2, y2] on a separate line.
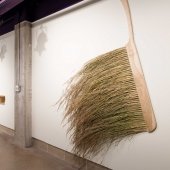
[0, 96, 5, 104]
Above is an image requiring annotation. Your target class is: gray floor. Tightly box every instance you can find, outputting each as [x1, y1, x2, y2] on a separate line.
[0, 132, 78, 170]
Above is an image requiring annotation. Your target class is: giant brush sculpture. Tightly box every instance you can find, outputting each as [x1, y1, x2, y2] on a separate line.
[59, 0, 157, 158]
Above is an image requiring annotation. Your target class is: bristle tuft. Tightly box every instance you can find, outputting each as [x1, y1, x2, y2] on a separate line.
[59, 47, 147, 158]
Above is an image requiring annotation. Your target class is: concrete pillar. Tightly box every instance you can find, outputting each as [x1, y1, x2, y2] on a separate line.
[14, 21, 32, 147]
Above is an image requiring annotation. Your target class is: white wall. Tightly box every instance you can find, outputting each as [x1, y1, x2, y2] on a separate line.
[32, 0, 170, 169]
[0, 32, 15, 129]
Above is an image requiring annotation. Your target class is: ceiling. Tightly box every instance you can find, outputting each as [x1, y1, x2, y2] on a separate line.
[0, 0, 82, 36]
[0, 0, 24, 16]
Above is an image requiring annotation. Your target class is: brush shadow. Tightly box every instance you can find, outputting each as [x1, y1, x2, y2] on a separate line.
[34, 25, 48, 56]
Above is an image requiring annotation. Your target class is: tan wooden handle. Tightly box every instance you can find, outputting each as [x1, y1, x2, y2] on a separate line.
[121, 0, 134, 43]
[121, 0, 157, 132]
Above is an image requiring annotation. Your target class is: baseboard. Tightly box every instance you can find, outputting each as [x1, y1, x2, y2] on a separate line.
[0, 124, 15, 136]
[33, 138, 111, 170]
[0, 124, 110, 170]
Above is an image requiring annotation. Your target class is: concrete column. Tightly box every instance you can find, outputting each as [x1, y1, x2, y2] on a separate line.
[14, 21, 32, 147]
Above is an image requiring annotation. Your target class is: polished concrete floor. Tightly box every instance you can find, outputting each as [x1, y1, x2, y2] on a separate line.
[0, 132, 79, 170]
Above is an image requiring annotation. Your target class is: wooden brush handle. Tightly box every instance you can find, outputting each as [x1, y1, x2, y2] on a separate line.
[121, 0, 134, 43]
[121, 0, 157, 132]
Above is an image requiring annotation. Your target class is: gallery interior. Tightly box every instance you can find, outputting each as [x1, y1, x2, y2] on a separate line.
[0, 0, 170, 170]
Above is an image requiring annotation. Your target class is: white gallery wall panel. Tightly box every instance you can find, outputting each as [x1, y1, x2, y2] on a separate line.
[0, 32, 15, 129]
[32, 0, 127, 151]
[32, 0, 170, 169]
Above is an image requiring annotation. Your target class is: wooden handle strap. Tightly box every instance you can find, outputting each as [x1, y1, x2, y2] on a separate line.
[121, 0, 134, 43]
[120, 0, 157, 132]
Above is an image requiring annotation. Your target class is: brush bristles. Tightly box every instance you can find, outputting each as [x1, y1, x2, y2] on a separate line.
[59, 47, 147, 158]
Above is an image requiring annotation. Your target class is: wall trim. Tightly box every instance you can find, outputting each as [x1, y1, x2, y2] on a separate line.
[32, 0, 101, 27]
[0, 124, 110, 170]
[33, 138, 110, 170]
[0, 124, 15, 136]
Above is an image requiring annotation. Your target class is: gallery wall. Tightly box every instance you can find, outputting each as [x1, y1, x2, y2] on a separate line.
[32, 0, 128, 166]
[0, 31, 15, 130]
[31, 0, 170, 169]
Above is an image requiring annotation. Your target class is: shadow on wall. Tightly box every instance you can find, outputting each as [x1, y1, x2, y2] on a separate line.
[34, 25, 48, 56]
[0, 44, 7, 62]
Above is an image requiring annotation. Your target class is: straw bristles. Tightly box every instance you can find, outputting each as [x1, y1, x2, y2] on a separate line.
[59, 47, 147, 158]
